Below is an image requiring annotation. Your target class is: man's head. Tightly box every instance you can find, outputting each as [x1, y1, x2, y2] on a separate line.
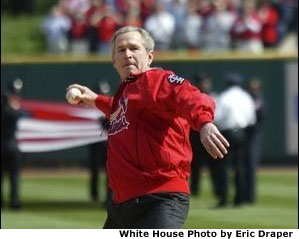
[194, 73, 213, 94]
[248, 78, 262, 96]
[7, 78, 23, 96]
[225, 72, 243, 87]
[110, 26, 155, 81]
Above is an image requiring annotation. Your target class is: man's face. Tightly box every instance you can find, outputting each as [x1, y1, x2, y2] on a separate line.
[199, 79, 212, 94]
[112, 31, 154, 80]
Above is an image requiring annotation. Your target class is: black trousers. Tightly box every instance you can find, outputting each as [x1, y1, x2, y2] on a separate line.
[89, 142, 112, 203]
[1, 146, 21, 207]
[216, 129, 247, 205]
[244, 126, 263, 203]
[103, 193, 190, 229]
[190, 130, 220, 198]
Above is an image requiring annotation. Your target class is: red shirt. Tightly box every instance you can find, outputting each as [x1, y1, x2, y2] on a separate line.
[260, 7, 279, 44]
[231, 14, 262, 41]
[71, 20, 87, 39]
[140, 0, 155, 23]
[84, 4, 105, 27]
[95, 68, 215, 203]
[97, 16, 118, 42]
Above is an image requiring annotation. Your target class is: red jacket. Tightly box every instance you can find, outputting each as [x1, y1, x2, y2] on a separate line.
[95, 68, 215, 203]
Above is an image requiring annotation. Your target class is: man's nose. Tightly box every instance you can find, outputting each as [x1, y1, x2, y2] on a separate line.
[124, 49, 133, 58]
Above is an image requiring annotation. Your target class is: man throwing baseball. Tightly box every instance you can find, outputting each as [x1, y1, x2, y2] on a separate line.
[67, 26, 229, 229]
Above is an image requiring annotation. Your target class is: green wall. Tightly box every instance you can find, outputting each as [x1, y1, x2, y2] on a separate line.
[1, 57, 297, 165]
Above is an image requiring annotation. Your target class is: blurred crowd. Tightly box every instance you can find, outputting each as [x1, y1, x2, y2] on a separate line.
[40, 0, 298, 55]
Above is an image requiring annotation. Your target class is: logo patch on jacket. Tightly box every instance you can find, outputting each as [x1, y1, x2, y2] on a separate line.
[108, 93, 129, 135]
[168, 74, 185, 84]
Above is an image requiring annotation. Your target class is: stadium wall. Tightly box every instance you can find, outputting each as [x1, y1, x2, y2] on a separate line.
[1, 53, 298, 166]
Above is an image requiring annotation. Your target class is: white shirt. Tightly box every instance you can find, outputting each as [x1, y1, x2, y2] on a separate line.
[202, 11, 236, 51]
[144, 12, 175, 45]
[185, 13, 202, 47]
[214, 86, 256, 131]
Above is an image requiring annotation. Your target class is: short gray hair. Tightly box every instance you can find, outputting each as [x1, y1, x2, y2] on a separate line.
[110, 26, 155, 57]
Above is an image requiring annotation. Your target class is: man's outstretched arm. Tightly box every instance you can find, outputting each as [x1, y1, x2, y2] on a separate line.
[66, 84, 113, 117]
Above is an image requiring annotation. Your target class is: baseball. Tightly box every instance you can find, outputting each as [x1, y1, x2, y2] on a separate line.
[66, 87, 82, 105]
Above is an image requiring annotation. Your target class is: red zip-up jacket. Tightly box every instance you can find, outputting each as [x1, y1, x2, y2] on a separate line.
[95, 68, 215, 203]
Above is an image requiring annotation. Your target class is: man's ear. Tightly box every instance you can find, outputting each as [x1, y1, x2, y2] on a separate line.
[111, 55, 116, 68]
[148, 51, 154, 66]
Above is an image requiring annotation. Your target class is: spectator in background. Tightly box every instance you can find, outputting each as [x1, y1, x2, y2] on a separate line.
[196, 0, 215, 19]
[274, 0, 297, 52]
[231, 0, 264, 54]
[227, 0, 242, 11]
[201, 0, 237, 52]
[214, 73, 256, 207]
[144, 0, 175, 50]
[273, 0, 297, 44]
[1, 79, 26, 210]
[140, 0, 156, 24]
[69, 12, 89, 54]
[190, 73, 220, 199]
[85, 0, 106, 53]
[60, 0, 90, 17]
[183, 1, 203, 49]
[41, 5, 71, 54]
[122, 10, 143, 28]
[114, 0, 129, 16]
[257, 0, 279, 47]
[97, 3, 120, 54]
[168, 0, 187, 49]
[121, 0, 142, 28]
[244, 78, 265, 205]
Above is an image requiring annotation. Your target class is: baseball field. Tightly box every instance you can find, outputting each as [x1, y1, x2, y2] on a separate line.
[1, 167, 298, 229]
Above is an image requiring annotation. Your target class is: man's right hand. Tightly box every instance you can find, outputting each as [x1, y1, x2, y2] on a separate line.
[66, 84, 98, 108]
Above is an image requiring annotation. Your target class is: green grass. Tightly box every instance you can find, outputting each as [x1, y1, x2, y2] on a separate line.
[1, 14, 46, 56]
[1, 169, 298, 229]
